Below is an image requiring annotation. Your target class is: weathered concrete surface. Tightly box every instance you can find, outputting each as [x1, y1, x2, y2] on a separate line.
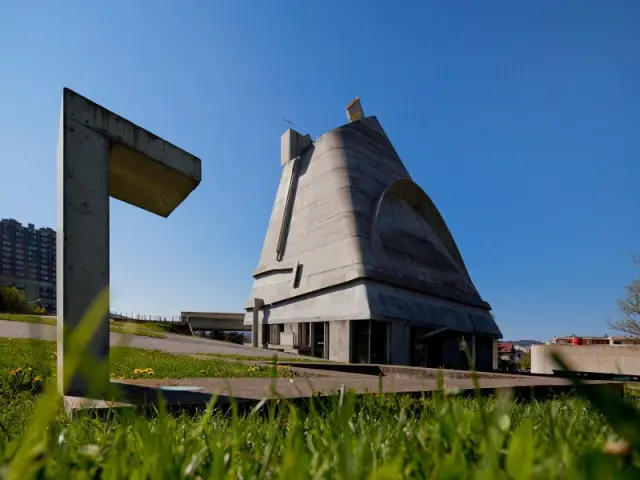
[121, 373, 620, 401]
[57, 88, 201, 397]
[245, 105, 500, 366]
[61, 89, 201, 217]
[532, 344, 640, 375]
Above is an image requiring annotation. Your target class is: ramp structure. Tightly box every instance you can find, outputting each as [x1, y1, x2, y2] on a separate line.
[245, 99, 500, 370]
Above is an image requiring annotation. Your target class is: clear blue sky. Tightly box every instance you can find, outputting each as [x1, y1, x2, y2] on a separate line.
[1, 1, 638, 341]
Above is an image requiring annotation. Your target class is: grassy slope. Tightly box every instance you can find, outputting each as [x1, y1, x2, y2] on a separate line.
[0, 338, 639, 478]
[0, 338, 283, 383]
[0, 313, 168, 338]
[199, 353, 337, 363]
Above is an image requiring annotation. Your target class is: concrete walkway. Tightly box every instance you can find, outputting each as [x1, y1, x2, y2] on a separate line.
[117, 373, 623, 405]
[0, 320, 300, 358]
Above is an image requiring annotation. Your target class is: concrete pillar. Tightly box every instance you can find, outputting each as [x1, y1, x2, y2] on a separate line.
[57, 117, 111, 397]
[323, 322, 330, 359]
[252, 298, 263, 348]
[310, 322, 316, 357]
[56, 88, 201, 400]
[329, 320, 350, 362]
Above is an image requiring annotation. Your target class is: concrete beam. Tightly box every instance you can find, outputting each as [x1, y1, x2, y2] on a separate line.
[57, 88, 201, 397]
[188, 318, 251, 331]
[180, 312, 249, 332]
[181, 312, 244, 322]
[62, 89, 201, 217]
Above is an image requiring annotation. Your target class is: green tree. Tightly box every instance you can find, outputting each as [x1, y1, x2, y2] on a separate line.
[520, 350, 531, 370]
[0, 286, 30, 313]
[609, 255, 640, 337]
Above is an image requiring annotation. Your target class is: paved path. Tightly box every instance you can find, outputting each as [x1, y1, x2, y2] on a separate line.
[0, 320, 300, 358]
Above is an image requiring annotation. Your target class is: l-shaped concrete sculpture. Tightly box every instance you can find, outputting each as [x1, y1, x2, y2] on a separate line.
[57, 88, 201, 399]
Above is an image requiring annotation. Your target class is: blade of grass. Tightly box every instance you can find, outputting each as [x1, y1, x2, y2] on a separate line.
[551, 351, 640, 451]
[8, 288, 109, 479]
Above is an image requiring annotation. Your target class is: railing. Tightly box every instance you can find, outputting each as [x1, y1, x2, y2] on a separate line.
[110, 312, 182, 323]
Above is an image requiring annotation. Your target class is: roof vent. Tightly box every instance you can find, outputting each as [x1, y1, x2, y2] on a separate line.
[346, 97, 364, 123]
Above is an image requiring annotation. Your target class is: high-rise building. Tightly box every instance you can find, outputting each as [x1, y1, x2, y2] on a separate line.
[0, 218, 56, 313]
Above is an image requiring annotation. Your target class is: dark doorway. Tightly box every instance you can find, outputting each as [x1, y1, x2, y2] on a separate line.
[410, 327, 453, 368]
[351, 320, 369, 363]
[297, 322, 311, 355]
[311, 322, 326, 358]
[370, 321, 388, 364]
[410, 327, 430, 367]
[350, 320, 388, 364]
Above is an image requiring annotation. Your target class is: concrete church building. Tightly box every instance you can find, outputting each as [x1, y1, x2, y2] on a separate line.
[244, 99, 501, 370]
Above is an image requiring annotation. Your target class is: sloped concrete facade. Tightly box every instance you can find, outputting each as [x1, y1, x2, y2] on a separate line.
[245, 107, 500, 370]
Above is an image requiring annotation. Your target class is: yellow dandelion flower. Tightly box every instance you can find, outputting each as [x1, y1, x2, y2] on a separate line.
[34, 376, 42, 382]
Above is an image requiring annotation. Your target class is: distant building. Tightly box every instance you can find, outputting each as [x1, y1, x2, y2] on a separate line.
[0, 218, 56, 313]
[550, 335, 640, 346]
[497, 342, 527, 365]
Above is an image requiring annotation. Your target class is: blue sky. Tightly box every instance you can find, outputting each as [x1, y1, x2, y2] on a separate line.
[1, 1, 638, 341]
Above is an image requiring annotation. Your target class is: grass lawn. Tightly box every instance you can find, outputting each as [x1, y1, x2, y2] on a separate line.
[199, 353, 338, 363]
[0, 313, 56, 325]
[0, 338, 639, 478]
[0, 338, 285, 384]
[0, 313, 168, 338]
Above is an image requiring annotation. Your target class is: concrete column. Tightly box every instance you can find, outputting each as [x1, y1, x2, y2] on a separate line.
[323, 322, 330, 359]
[57, 117, 110, 397]
[329, 320, 350, 363]
[252, 298, 263, 348]
[310, 322, 316, 357]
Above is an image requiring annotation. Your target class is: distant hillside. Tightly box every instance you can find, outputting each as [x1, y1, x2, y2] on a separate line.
[503, 340, 543, 347]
